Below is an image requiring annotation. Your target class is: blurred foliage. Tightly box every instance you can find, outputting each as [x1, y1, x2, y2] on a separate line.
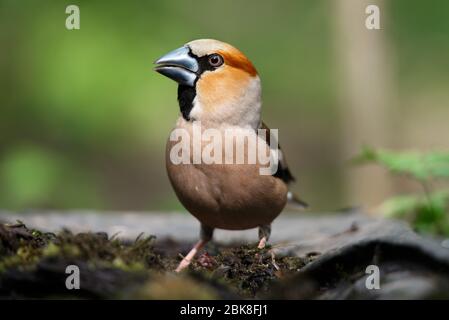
[0, 0, 449, 211]
[355, 147, 449, 236]
[355, 147, 449, 181]
[0, 145, 101, 209]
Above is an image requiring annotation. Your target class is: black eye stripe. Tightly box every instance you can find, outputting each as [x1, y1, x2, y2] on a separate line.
[197, 55, 216, 73]
[188, 48, 224, 75]
[178, 50, 225, 121]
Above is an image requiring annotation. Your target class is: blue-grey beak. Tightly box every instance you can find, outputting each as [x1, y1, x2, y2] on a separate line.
[154, 46, 199, 87]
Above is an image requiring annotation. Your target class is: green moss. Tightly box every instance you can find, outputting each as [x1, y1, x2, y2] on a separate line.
[188, 244, 308, 298]
[0, 222, 310, 299]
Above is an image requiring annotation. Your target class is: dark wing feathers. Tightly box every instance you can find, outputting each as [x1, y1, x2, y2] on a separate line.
[259, 121, 295, 184]
[259, 121, 309, 209]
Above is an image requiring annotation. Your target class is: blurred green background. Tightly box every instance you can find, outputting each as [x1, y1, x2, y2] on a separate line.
[0, 0, 448, 212]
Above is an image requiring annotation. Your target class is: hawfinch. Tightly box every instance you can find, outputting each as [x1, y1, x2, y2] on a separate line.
[154, 39, 307, 272]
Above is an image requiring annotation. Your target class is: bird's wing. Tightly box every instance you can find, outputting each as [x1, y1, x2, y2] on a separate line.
[259, 121, 308, 209]
[259, 121, 295, 184]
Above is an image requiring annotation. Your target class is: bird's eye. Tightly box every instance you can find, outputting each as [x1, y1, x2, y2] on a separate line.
[208, 54, 224, 67]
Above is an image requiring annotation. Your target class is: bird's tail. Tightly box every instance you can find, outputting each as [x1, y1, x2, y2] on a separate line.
[286, 191, 309, 210]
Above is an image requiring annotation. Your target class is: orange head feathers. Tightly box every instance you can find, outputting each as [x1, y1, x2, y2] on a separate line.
[155, 39, 262, 128]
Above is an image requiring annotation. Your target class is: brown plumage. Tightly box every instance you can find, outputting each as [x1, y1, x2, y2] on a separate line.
[166, 119, 288, 231]
[154, 39, 307, 272]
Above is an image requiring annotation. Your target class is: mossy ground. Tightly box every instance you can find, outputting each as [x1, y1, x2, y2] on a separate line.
[0, 221, 312, 299]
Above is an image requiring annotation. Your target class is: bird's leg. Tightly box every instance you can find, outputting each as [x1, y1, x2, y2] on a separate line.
[258, 224, 271, 249]
[175, 224, 214, 272]
[175, 239, 206, 272]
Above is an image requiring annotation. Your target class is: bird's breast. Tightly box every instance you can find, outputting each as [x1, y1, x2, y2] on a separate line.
[165, 119, 288, 230]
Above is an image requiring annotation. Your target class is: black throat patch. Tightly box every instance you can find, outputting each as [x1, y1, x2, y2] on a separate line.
[176, 49, 220, 121]
[177, 85, 196, 121]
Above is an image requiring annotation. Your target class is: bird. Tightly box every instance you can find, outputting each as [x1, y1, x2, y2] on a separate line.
[154, 39, 307, 272]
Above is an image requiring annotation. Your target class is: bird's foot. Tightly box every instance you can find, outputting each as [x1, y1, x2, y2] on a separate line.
[257, 236, 267, 249]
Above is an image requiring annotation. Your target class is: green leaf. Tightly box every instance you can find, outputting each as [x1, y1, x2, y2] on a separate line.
[381, 194, 423, 219]
[380, 190, 449, 236]
[354, 147, 449, 181]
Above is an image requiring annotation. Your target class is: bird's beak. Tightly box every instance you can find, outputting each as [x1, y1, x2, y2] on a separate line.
[154, 46, 199, 87]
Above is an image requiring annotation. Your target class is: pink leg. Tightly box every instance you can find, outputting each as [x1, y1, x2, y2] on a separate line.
[175, 239, 208, 272]
[257, 224, 271, 249]
[257, 236, 267, 249]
